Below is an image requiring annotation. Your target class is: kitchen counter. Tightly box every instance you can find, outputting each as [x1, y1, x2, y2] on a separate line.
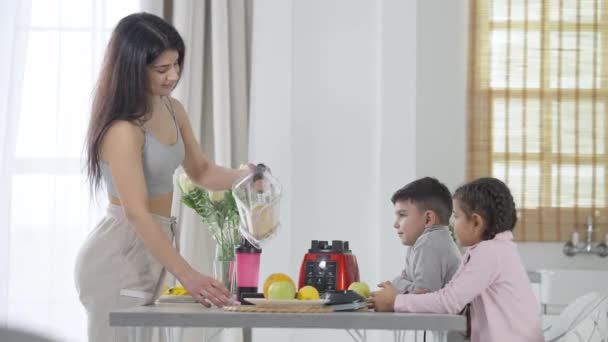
[110, 303, 466, 342]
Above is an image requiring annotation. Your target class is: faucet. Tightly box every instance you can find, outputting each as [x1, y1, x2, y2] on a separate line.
[586, 215, 594, 252]
[563, 215, 608, 257]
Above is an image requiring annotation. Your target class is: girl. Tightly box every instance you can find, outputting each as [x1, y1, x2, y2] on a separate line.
[370, 177, 544, 342]
[74, 13, 253, 342]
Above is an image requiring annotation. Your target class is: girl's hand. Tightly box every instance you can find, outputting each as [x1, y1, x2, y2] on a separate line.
[369, 281, 398, 312]
[179, 270, 231, 307]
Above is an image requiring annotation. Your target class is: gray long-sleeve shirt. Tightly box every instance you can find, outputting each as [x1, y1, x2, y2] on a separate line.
[392, 225, 462, 294]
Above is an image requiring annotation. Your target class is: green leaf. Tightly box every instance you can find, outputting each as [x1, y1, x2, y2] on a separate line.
[179, 187, 241, 260]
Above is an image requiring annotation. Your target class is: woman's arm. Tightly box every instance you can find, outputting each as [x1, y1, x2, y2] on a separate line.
[101, 121, 229, 306]
[170, 98, 248, 190]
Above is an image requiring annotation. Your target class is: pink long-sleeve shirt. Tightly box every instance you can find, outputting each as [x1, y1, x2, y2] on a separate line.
[394, 231, 544, 342]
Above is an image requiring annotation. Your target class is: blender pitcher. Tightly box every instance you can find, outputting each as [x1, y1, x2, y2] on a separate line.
[232, 164, 282, 248]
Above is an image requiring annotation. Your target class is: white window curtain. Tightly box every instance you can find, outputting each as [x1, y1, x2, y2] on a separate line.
[0, 1, 140, 341]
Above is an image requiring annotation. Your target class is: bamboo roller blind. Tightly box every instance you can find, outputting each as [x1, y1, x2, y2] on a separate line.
[468, 0, 608, 241]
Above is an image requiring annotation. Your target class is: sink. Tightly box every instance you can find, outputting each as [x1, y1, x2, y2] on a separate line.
[538, 269, 608, 306]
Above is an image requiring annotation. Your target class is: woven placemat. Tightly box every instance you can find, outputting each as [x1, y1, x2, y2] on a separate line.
[223, 305, 334, 313]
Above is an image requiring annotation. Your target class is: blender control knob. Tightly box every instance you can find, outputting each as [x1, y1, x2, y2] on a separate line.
[319, 241, 329, 250]
[332, 240, 343, 252]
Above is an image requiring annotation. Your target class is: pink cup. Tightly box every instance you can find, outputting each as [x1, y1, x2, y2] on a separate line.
[236, 252, 261, 288]
[235, 239, 262, 293]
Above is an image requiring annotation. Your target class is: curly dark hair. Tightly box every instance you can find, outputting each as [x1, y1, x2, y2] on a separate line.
[391, 177, 453, 225]
[453, 177, 517, 240]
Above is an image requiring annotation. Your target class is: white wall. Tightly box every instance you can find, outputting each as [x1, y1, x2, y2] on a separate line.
[249, 0, 607, 341]
[415, 0, 468, 191]
[251, 0, 407, 340]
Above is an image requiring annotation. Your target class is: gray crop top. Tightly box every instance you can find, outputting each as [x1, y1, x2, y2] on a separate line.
[100, 98, 185, 198]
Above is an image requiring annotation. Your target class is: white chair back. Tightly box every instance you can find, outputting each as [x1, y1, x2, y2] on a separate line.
[544, 291, 608, 342]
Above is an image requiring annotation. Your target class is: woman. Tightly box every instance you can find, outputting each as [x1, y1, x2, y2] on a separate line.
[74, 12, 252, 341]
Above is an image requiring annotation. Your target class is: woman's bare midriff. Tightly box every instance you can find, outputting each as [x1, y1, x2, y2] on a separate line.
[109, 192, 174, 218]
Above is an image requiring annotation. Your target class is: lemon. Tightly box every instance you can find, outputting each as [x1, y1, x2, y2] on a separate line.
[297, 285, 320, 300]
[163, 286, 190, 296]
[348, 282, 370, 299]
[263, 273, 295, 299]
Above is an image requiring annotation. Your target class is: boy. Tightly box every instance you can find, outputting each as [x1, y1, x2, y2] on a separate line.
[387, 177, 461, 295]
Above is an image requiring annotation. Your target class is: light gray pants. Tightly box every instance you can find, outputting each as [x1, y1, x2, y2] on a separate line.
[74, 204, 178, 342]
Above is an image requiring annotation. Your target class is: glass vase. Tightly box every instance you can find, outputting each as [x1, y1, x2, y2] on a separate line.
[212, 246, 237, 302]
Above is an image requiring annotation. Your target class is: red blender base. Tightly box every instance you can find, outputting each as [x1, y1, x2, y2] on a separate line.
[298, 240, 359, 293]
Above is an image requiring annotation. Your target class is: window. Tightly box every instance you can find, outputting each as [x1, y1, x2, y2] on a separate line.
[468, 0, 608, 241]
[1, 1, 139, 340]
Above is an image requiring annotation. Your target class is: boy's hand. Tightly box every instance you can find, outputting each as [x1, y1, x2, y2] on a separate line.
[369, 281, 397, 312]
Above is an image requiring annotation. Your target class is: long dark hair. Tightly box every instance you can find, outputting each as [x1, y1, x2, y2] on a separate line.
[86, 12, 185, 193]
[453, 177, 518, 240]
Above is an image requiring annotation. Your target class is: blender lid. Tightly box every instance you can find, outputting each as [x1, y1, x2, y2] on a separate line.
[308, 240, 351, 253]
[235, 238, 262, 253]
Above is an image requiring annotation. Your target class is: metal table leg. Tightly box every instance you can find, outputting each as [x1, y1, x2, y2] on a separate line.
[243, 327, 252, 342]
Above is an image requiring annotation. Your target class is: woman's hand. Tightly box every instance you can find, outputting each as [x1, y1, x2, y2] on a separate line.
[179, 270, 231, 307]
[240, 163, 272, 173]
[369, 281, 398, 312]
[240, 163, 271, 192]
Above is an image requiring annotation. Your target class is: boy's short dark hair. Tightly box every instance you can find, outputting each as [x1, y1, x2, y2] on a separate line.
[391, 177, 453, 225]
